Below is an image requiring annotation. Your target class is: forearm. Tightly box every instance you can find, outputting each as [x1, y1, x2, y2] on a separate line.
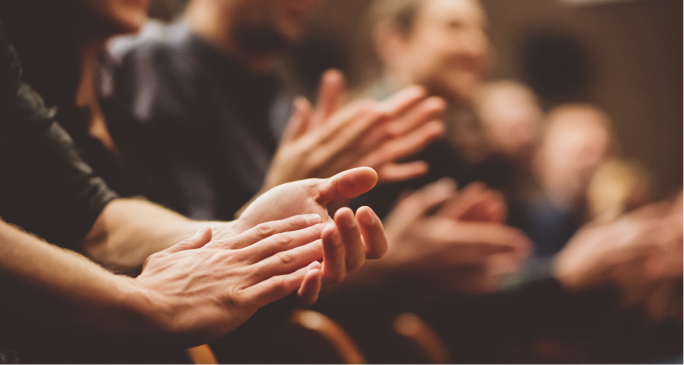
[82, 198, 235, 273]
[0, 219, 160, 337]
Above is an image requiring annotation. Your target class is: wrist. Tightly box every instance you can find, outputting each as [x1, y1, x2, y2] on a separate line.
[116, 276, 172, 338]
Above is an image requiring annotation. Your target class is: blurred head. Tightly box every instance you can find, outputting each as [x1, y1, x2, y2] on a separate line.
[474, 80, 543, 161]
[78, 0, 149, 38]
[371, 0, 490, 102]
[536, 103, 617, 208]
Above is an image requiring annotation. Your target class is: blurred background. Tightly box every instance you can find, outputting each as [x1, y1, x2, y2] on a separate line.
[277, 0, 682, 199]
[147, 0, 682, 198]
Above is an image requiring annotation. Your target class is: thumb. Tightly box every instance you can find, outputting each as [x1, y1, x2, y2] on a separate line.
[165, 226, 213, 254]
[315, 167, 378, 205]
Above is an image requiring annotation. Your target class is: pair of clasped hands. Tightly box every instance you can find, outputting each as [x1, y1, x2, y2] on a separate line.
[134, 70, 446, 344]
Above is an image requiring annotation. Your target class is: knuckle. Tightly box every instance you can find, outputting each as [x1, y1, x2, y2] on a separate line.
[275, 251, 295, 266]
[268, 276, 287, 292]
[254, 222, 276, 238]
[273, 233, 292, 248]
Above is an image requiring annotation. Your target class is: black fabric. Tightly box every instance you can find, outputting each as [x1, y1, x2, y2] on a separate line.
[104, 24, 292, 220]
[0, 22, 117, 251]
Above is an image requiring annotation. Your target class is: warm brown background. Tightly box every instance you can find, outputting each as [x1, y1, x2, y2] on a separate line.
[287, 0, 682, 199]
[148, 0, 682, 198]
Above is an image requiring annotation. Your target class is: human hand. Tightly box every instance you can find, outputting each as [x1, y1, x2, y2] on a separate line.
[435, 181, 508, 223]
[260, 69, 445, 192]
[555, 204, 671, 290]
[383, 179, 531, 294]
[232, 167, 388, 288]
[135, 215, 329, 346]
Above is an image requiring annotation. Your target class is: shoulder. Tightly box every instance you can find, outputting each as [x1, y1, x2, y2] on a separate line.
[103, 32, 205, 129]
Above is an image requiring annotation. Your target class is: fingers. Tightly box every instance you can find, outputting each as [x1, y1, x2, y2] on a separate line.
[444, 222, 532, 259]
[298, 261, 323, 305]
[385, 96, 445, 137]
[437, 182, 507, 223]
[143, 226, 213, 270]
[315, 167, 378, 205]
[356, 206, 388, 259]
[385, 178, 457, 227]
[310, 69, 345, 129]
[378, 85, 427, 118]
[166, 226, 213, 254]
[320, 224, 347, 285]
[253, 239, 325, 282]
[361, 120, 444, 170]
[244, 265, 310, 309]
[334, 207, 366, 272]
[281, 97, 313, 143]
[241, 223, 325, 263]
[376, 161, 429, 183]
[208, 214, 321, 250]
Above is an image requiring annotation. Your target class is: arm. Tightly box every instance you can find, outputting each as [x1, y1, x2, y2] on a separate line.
[1, 214, 327, 347]
[82, 167, 388, 298]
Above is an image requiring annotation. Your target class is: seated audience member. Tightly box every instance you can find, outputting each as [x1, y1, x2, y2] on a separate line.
[471, 79, 543, 202]
[0, 6, 388, 364]
[353, 0, 493, 217]
[336, 0, 531, 298]
[521, 103, 617, 256]
[103, 0, 445, 221]
[99, 0, 529, 307]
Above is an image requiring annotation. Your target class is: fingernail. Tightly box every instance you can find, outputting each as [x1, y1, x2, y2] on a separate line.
[306, 214, 321, 224]
[358, 207, 376, 225]
[195, 226, 209, 236]
[308, 261, 322, 270]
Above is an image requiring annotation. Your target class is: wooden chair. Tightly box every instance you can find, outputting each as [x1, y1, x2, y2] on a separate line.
[185, 344, 218, 364]
[289, 309, 366, 364]
[391, 312, 451, 363]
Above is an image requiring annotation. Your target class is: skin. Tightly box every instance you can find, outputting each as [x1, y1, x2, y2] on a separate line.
[473, 80, 543, 162]
[346, 0, 532, 298]
[67, 0, 389, 289]
[185, 0, 445, 198]
[535, 104, 614, 210]
[2, 167, 387, 347]
[554, 193, 683, 322]
[375, 0, 490, 103]
[333, 178, 531, 299]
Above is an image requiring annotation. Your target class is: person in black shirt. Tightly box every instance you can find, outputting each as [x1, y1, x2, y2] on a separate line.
[0, 6, 390, 361]
[104, 0, 446, 221]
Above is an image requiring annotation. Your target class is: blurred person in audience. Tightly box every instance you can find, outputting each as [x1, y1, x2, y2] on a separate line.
[586, 158, 653, 223]
[354, 0, 494, 215]
[338, 0, 531, 299]
[521, 103, 617, 256]
[322, 0, 681, 362]
[471, 80, 543, 200]
[102, 0, 530, 313]
[103, 0, 445, 221]
[0, 1, 391, 362]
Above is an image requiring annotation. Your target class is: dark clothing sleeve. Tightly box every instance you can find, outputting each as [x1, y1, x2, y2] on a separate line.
[0, 24, 118, 250]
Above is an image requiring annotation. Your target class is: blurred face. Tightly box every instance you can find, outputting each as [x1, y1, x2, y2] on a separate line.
[79, 0, 148, 36]
[399, 0, 490, 101]
[230, 0, 321, 53]
[539, 107, 612, 202]
[477, 84, 542, 161]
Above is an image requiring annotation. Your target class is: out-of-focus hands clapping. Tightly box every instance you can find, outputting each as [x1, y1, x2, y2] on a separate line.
[555, 192, 683, 322]
[382, 178, 531, 294]
[260, 69, 445, 193]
